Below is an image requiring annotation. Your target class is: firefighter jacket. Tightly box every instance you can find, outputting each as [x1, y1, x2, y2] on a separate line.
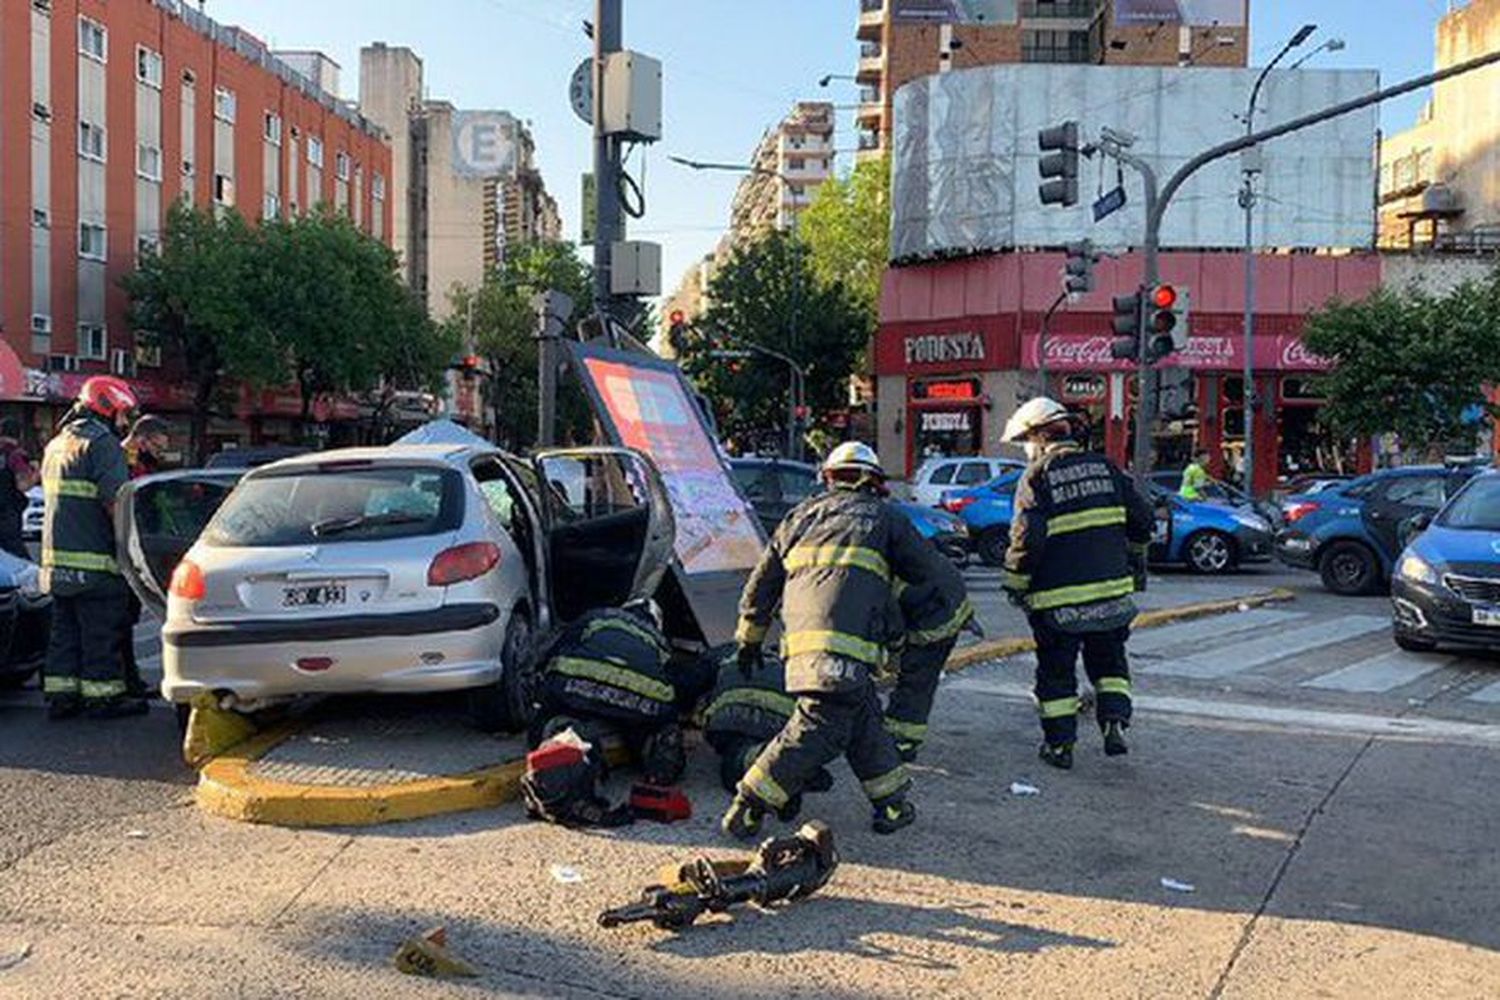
[893, 555, 973, 650]
[736, 485, 955, 693]
[1003, 442, 1155, 633]
[40, 414, 130, 598]
[539, 609, 677, 727]
[702, 647, 796, 746]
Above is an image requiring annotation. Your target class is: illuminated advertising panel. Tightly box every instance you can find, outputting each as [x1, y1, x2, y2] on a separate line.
[892, 0, 1017, 24]
[1114, 0, 1247, 27]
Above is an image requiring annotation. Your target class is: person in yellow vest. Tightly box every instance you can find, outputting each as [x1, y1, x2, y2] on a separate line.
[1180, 448, 1212, 501]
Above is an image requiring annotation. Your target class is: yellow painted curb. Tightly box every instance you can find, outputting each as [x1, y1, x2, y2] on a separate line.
[943, 587, 1296, 674]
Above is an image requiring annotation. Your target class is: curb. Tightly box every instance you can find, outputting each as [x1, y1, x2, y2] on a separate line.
[944, 587, 1297, 673]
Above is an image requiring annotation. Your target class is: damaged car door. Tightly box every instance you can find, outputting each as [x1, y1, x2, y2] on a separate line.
[115, 470, 243, 619]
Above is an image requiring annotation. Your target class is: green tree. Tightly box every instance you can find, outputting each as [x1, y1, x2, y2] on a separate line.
[685, 230, 870, 452]
[121, 202, 282, 464]
[1302, 274, 1500, 454]
[799, 154, 890, 319]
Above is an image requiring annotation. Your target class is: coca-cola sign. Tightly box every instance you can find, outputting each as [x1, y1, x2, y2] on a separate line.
[1043, 336, 1115, 368]
[904, 331, 986, 366]
[1028, 333, 1335, 373]
[1280, 338, 1332, 371]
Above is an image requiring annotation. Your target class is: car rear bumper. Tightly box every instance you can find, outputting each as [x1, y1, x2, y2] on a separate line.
[160, 603, 505, 703]
[1391, 576, 1500, 651]
[1274, 529, 1318, 569]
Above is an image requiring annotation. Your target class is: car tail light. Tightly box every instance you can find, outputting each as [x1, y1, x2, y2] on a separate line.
[1283, 500, 1321, 524]
[427, 541, 501, 586]
[169, 559, 205, 601]
[942, 495, 978, 514]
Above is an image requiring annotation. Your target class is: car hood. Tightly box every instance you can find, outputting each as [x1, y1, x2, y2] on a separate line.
[1411, 524, 1500, 569]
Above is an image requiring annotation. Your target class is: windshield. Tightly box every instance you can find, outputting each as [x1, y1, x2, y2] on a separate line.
[1437, 477, 1500, 531]
[203, 465, 462, 547]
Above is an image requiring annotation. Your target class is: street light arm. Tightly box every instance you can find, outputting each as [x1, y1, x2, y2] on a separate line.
[1245, 25, 1315, 131]
[668, 154, 790, 184]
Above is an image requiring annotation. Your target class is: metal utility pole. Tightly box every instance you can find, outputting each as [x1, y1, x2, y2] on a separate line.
[1038, 290, 1067, 396]
[592, 0, 624, 314]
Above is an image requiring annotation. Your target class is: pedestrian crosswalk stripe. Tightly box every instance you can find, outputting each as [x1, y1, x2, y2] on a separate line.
[1130, 609, 1306, 655]
[1467, 680, 1500, 704]
[1300, 649, 1451, 694]
[1139, 615, 1390, 679]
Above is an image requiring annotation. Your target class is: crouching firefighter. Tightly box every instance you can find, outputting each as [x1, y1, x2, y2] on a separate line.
[524, 601, 688, 825]
[723, 442, 956, 840]
[1001, 398, 1154, 770]
[884, 566, 978, 763]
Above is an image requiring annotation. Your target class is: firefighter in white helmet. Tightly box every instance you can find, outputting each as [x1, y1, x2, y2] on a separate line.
[1002, 398, 1154, 770]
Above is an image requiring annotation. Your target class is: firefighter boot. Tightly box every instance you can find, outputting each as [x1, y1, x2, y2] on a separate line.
[1039, 741, 1074, 770]
[1103, 720, 1129, 757]
[47, 697, 82, 722]
[806, 767, 835, 793]
[721, 791, 770, 842]
[871, 796, 916, 835]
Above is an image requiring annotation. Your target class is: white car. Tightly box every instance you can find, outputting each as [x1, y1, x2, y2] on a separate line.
[908, 456, 1024, 507]
[115, 443, 673, 731]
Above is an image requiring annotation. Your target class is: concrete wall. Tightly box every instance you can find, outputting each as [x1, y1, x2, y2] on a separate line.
[358, 44, 421, 276]
[1382, 253, 1497, 295]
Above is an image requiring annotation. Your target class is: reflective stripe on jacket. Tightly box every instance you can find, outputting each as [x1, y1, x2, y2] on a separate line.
[702, 647, 796, 743]
[539, 609, 676, 725]
[39, 415, 129, 598]
[894, 557, 973, 649]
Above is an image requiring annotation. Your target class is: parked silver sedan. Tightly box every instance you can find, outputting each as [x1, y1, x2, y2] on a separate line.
[116, 443, 673, 731]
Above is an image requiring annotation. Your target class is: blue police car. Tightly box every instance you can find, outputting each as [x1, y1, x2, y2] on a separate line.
[1275, 465, 1482, 595]
[1391, 470, 1500, 652]
[940, 473, 1272, 574]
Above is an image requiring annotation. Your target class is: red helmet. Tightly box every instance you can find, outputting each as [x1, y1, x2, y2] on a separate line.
[77, 376, 139, 421]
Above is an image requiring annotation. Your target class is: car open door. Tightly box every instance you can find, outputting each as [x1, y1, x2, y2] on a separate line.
[531, 447, 674, 622]
[114, 470, 243, 618]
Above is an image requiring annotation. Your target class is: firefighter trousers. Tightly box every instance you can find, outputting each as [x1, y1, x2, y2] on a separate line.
[740, 681, 910, 812]
[1029, 617, 1132, 747]
[883, 637, 958, 754]
[43, 590, 130, 706]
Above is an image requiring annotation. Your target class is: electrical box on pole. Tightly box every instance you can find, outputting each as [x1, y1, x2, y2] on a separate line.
[602, 51, 662, 141]
[1037, 121, 1080, 208]
[610, 241, 662, 296]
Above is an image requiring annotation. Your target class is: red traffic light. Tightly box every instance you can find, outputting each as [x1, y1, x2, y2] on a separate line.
[669, 309, 686, 326]
[1152, 284, 1178, 309]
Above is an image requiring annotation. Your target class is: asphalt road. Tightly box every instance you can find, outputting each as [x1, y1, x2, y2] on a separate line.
[1, 563, 1498, 996]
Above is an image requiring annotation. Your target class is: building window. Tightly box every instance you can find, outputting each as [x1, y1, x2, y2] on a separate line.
[32, 208, 50, 229]
[31, 315, 52, 335]
[137, 143, 162, 181]
[214, 87, 236, 124]
[372, 173, 386, 200]
[263, 192, 281, 220]
[78, 16, 107, 62]
[79, 223, 107, 260]
[307, 137, 324, 168]
[1021, 28, 1092, 63]
[31, 101, 51, 124]
[182, 69, 196, 86]
[214, 174, 235, 206]
[335, 151, 351, 181]
[78, 121, 106, 162]
[136, 47, 163, 88]
[78, 324, 107, 361]
[264, 112, 282, 146]
[136, 235, 160, 262]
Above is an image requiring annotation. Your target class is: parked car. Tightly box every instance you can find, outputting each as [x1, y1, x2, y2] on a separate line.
[22, 486, 43, 542]
[728, 457, 969, 563]
[204, 445, 313, 470]
[1275, 465, 1484, 595]
[0, 551, 50, 689]
[116, 443, 674, 731]
[1390, 470, 1500, 652]
[941, 472, 1272, 574]
[908, 456, 1024, 507]
[1149, 470, 1280, 527]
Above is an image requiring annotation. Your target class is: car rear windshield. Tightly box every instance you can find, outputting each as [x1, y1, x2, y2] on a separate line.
[202, 465, 462, 547]
[1438, 477, 1500, 531]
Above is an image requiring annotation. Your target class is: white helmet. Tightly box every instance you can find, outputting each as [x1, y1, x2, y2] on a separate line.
[1003, 397, 1072, 442]
[821, 441, 884, 478]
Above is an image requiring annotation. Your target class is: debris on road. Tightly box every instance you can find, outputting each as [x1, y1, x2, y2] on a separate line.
[1160, 877, 1196, 893]
[1009, 781, 1041, 797]
[391, 926, 480, 979]
[599, 821, 839, 932]
[549, 864, 585, 885]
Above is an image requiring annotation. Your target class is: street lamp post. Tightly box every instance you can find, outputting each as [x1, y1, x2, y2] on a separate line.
[1238, 23, 1317, 496]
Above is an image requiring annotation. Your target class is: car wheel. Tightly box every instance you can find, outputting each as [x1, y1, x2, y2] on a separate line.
[977, 528, 1009, 568]
[1184, 530, 1236, 574]
[1319, 540, 1379, 596]
[469, 610, 535, 734]
[1394, 632, 1437, 653]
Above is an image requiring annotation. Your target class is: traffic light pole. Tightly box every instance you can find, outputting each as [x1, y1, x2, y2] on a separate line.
[1037, 290, 1067, 397]
[592, 0, 624, 316]
[1104, 146, 1160, 495]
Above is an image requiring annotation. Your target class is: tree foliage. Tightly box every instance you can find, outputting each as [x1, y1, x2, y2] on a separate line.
[682, 230, 871, 451]
[799, 154, 890, 320]
[1302, 274, 1500, 453]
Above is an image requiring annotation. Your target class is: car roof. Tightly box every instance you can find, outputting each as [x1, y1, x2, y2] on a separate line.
[252, 443, 498, 474]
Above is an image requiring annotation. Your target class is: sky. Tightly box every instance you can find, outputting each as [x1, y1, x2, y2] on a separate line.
[204, 0, 1453, 293]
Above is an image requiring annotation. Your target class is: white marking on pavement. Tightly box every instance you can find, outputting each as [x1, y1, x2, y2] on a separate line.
[1300, 649, 1452, 694]
[1130, 609, 1306, 655]
[1139, 615, 1389, 679]
[1467, 679, 1500, 704]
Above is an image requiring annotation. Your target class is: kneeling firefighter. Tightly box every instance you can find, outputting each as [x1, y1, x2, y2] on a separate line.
[884, 566, 978, 763]
[1001, 398, 1154, 770]
[523, 601, 689, 826]
[724, 441, 956, 840]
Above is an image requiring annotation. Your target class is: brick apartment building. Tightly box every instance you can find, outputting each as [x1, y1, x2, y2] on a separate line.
[0, 0, 392, 451]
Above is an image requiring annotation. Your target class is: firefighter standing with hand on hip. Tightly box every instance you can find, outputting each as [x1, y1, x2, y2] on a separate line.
[1001, 398, 1154, 770]
[39, 376, 145, 720]
[723, 442, 954, 839]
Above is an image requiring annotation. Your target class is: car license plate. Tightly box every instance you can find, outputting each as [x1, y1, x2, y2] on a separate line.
[1472, 607, 1500, 627]
[282, 583, 347, 608]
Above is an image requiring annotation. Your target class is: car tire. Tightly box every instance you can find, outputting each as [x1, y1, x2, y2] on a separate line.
[977, 528, 1009, 568]
[469, 609, 535, 734]
[1394, 632, 1437, 653]
[1184, 530, 1237, 575]
[1319, 540, 1380, 596]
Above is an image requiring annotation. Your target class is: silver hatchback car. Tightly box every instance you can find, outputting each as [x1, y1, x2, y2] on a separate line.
[115, 443, 673, 731]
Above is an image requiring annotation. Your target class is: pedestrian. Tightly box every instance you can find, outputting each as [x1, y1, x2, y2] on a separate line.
[123, 414, 171, 479]
[1001, 397, 1155, 770]
[39, 376, 145, 720]
[0, 417, 38, 560]
[883, 565, 978, 763]
[1180, 447, 1212, 500]
[723, 441, 954, 840]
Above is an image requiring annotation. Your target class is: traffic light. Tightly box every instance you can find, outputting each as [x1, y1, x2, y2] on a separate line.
[1146, 284, 1189, 362]
[1037, 121, 1080, 208]
[1110, 289, 1143, 360]
[1063, 240, 1096, 295]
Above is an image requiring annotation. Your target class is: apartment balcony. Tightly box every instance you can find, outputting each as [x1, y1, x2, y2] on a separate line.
[857, 0, 884, 41]
[1019, 0, 1101, 22]
[856, 101, 884, 129]
[857, 45, 884, 85]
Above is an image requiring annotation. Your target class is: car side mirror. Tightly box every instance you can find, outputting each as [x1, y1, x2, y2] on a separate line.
[1399, 513, 1433, 546]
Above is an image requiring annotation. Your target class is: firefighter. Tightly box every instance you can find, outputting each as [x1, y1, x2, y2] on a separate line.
[723, 441, 954, 840]
[1001, 398, 1154, 769]
[884, 567, 978, 763]
[40, 376, 142, 720]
